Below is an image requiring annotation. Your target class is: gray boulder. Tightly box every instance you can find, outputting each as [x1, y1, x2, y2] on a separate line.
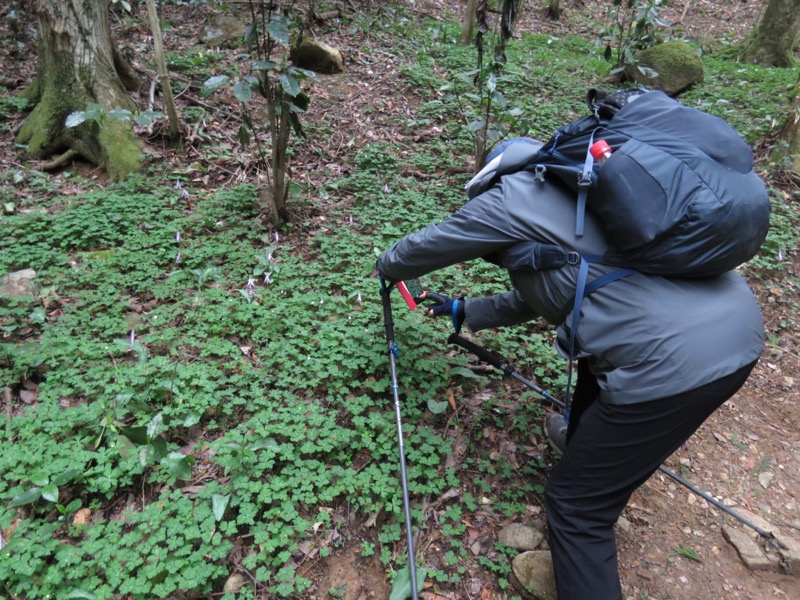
[289, 36, 344, 74]
[200, 14, 245, 47]
[0, 269, 38, 297]
[511, 551, 557, 600]
[627, 40, 704, 95]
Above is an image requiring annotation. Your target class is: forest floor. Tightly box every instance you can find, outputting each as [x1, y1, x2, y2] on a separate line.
[1, 1, 799, 599]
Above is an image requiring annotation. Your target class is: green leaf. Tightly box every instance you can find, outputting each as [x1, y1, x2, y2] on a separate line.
[146, 413, 164, 441]
[427, 399, 449, 414]
[29, 307, 46, 322]
[134, 110, 164, 127]
[150, 435, 168, 462]
[115, 434, 137, 459]
[389, 564, 426, 600]
[288, 92, 310, 113]
[106, 109, 133, 122]
[52, 468, 81, 487]
[65, 111, 91, 128]
[183, 413, 201, 427]
[63, 590, 98, 600]
[10, 487, 42, 507]
[449, 366, 480, 379]
[487, 72, 497, 93]
[252, 60, 278, 70]
[248, 437, 280, 452]
[237, 123, 251, 146]
[200, 75, 230, 97]
[280, 73, 301, 97]
[212, 494, 230, 521]
[41, 483, 59, 503]
[118, 426, 148, 445]
[250, 60, 278, 71]
[161, 452, 195, 480]
[29, 471, 50, 486]
[467, 119, 486, 132]
[234, 79, 252, 103]
[267, 21, 289, 44]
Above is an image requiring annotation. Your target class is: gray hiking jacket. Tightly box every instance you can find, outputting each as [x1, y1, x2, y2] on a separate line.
[377, 171, 764, 405]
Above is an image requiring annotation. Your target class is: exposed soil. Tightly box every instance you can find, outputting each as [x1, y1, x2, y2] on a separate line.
[1, 1, 798, 599]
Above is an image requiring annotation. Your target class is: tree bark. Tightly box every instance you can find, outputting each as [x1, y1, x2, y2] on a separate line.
[548, 0, 561, 20]
[740, 0, 800, 67]
[460, 0, 478, 45]
[17, 0, 142, 180]
[773, 72, 800, 174]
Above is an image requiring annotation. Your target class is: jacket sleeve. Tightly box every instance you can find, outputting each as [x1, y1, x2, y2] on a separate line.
[464, 290, 539, 332]
[376, 185, 521, 282]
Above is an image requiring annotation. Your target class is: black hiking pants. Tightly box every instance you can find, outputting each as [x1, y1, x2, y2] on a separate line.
[544, 359, 757, 600]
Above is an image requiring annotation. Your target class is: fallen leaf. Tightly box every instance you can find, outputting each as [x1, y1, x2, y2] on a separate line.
[73, 508, 91, 526]
[758, 472, 774, 489]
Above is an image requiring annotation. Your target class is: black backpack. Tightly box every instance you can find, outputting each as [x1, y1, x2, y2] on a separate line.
[466, 89, 771, 278]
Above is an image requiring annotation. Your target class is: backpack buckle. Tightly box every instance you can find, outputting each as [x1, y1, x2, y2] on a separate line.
[566, 252, 581, 265]
[577, 173, 592, 187]
[533, 164, 546, 182]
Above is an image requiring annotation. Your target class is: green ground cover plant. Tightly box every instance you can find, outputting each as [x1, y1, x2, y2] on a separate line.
[1, 5, 798, 599]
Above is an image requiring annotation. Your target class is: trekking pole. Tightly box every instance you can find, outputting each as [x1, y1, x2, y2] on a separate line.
[380, 278, 420, 599]
[447, 333, 786, 547]
[447, 333, 565, 410]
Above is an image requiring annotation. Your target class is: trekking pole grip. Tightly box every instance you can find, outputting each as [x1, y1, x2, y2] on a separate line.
[380, 284, 395, 344]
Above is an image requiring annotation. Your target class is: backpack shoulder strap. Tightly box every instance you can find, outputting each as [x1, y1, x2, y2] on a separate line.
[562, 260, 637, 421]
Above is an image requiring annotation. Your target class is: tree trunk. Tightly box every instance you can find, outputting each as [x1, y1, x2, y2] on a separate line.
[460, 0, 478, 45]
[17, 0, 142, 180]
[548, 0, 561, 20]
[740, 0, 800, 67]
[773, 72, 800, 174]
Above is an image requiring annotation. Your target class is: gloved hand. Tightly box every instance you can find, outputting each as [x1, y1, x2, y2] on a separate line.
[376, 261, 394, 288]
[419, 291, 465, 333]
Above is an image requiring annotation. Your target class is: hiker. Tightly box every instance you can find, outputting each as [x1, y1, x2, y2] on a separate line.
[375, 138, 764, 599]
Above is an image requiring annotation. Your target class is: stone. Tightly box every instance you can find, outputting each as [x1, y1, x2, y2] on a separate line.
[616, 515, 632, 533]
[499, 523, 545, 551]
[200, 15, 245, 47]
[289, 36, 345, 74]
[773, 531, 800, 576]
[223, 572, 246, 594]
[0, 269, 37, 296]
[732, 508, 777, 537]
[626, 40, 704, 95]
[722, 526, 773, 571]
[511, 551, 557, 600]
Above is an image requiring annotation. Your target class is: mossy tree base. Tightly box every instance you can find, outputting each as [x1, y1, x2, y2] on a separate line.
[739, 0, 800, 68]
[17, 0, 142, 180]
[772, 74, 800, 175]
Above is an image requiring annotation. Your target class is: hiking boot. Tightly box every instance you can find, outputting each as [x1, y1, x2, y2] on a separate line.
[544, 412, 568, 454]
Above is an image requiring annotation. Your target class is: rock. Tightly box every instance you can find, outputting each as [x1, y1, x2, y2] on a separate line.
[616, 515, 632, 533]
[773, 532, 800, 576]
[223, 572, 246, 594]
[732, 508, 776, 537]
[0, 269, 38, 296]
[511, 551, 557, 600]
[722, 526, 773, 571]
[626, 40, 704, 95]
[499, 523, 545, 551]
[200, 15, 245, 47]
[290, 36, 345, 74]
